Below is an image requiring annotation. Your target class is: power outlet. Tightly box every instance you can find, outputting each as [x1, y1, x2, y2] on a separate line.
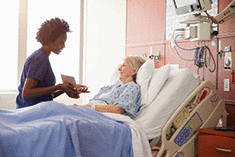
[224, 79, 230, 91]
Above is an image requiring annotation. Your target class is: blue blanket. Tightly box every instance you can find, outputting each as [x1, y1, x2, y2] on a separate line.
[0, 101, 133, 157]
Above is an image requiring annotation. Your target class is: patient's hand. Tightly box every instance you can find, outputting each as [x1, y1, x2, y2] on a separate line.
[76, 84, 90, 93]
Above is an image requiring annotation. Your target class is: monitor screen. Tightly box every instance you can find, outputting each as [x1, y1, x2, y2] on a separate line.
[173, 0, 212, 16]
[175, 0, 197, 8]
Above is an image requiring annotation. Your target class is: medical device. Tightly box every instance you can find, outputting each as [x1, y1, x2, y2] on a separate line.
[173, 0, 235, 41]
[224, 52, 235, 71]
[173, 0, 212, 16]
[171, 0, 235, 81]
[224, 51, 235, 85]
[214, 0, 235, 24]
[173, 0, 213, 41]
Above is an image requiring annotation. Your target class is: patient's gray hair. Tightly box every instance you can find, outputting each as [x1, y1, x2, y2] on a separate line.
[124, 56, 146, 82]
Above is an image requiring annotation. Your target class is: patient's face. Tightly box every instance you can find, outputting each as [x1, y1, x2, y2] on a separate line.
[118, 63, 136, 84]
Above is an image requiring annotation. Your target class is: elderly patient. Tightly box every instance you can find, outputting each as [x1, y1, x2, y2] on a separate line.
[74, 56, 146, 119]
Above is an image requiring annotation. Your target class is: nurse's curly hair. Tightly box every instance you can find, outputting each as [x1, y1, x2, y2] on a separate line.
[36, 18, 71, 45]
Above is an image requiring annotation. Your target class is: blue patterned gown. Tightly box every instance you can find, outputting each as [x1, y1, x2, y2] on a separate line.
[89, 81, 141, 119]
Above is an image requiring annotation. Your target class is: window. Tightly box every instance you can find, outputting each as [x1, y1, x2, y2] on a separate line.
[0, 0, 126, 109]
[27, 0, 81, 84]
[0, 0, 82, 91]
[0, 1, 19, 91]
[85, 0, 126, 100]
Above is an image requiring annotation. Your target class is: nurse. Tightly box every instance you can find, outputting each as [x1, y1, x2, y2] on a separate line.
[16, 18, 87, 108]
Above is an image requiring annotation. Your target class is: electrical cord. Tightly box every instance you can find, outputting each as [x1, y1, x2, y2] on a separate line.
[174, 35, 198, 51]
[204, 45, 216, 73]
[173, 35, 195, 61]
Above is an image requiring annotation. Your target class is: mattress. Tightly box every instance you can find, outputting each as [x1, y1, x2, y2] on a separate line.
[134, 68, 200, 139]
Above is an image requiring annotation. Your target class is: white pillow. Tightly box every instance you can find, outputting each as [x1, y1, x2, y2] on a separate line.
[110, 64, 121, 85]
[147, 64, 171, 105]
[136, 60, 155, 106]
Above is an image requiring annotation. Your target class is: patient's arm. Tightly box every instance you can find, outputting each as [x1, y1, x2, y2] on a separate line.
[93, 104, 125, 114]
[74, 104, 125, 114]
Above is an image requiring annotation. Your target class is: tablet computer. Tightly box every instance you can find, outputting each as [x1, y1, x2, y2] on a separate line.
[61, 74, 76, 86]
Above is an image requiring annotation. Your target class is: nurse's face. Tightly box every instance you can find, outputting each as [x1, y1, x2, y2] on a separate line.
[51, 33, 67, 55]
[118, 63, 136, 84]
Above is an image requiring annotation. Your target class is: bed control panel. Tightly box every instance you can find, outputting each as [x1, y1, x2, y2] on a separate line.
[173, 108, 190, 129]
[174, 112, 203, 147]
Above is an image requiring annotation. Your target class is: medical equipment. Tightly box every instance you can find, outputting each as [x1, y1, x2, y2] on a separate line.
[214, 0, 235, 24]
[172, 33, 216, 80]
[224, 51, 235, 85]
[149, 52, 160, 61]
[224, 52, 235, 71]
[173, 0, 235, 41]
[173, 0, 212, 16]
[172, 0, 213, 41]
[169, 0, 235, 77]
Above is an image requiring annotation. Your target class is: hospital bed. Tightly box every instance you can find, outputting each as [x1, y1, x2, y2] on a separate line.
[133, 61, 225, 157]
[0, 61, 225, 157]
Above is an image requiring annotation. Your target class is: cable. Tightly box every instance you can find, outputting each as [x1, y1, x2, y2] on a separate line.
[173, 35, 195, 61]
[204, 45, 216, 73]
[174, 35, 197, 51]
[173, 45, 194, 61]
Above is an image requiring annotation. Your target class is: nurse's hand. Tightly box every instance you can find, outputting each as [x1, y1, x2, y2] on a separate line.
[61, 82, 80, 98]
[76, 84, 90, 93]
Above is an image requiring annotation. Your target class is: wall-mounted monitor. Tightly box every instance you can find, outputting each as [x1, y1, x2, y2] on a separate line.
[173, 0, 212, 15]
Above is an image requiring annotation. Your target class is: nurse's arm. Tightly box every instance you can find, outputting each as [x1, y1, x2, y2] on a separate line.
[22, 78, 79, 99]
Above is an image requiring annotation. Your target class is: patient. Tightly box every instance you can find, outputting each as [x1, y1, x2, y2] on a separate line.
[74, 56, 146, 119]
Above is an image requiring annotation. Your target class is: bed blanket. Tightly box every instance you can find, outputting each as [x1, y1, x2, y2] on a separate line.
[0, 101, 133, 157]
[102, 113, 152, 157]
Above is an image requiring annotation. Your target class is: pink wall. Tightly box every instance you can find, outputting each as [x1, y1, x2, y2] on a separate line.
[126, 0, 165, 68]
[126, 0, 235, 103]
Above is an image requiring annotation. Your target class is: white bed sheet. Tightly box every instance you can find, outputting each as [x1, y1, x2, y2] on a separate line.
[102, 113, 152, 157]
[134, 68, 200, 139]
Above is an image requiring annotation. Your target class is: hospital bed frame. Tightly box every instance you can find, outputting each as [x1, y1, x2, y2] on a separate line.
[151, 80, 225, 157]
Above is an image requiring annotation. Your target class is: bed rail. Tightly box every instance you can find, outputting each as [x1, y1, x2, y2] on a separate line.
[153, 80, 225, 157]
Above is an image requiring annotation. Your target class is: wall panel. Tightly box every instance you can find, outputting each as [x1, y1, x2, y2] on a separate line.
[126, 0, 165, 44]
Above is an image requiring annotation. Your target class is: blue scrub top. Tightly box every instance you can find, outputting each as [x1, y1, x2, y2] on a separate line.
[16, 48, 56, 108]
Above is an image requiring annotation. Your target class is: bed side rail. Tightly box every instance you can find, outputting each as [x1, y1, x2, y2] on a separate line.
[155, 80, 225, 157]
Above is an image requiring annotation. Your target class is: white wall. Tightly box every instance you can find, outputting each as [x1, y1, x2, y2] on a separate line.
[84, 0, 126, 102]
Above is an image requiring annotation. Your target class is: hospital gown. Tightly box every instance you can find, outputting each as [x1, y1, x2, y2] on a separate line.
[89, 81, 141, 119]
